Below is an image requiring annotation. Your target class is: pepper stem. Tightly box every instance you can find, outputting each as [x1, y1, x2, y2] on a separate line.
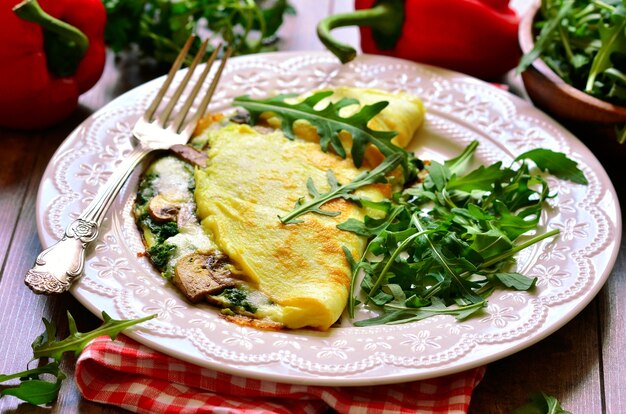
[14, 0, 89, 51]
[13, 0, 89, 76]
[316, 0, 404, 64]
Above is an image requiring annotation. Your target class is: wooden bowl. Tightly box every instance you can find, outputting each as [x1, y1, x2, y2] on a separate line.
[518, 3, 626, 124]
[518, 3, 626, 160]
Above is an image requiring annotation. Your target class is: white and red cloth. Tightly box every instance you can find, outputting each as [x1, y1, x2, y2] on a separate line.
[76, 335, 485, 414]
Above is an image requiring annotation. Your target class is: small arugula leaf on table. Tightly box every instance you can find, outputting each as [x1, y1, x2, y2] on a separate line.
[0, 311, 155, 405]
[279, 153, 403, 224]
[511, 392, 572, 414]
[233, 91, 415, 178]
[0, 362, 64, 405]
[33, 311, 156, 360]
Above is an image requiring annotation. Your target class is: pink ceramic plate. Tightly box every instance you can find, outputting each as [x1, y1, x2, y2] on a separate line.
[36, 52, 621, 385]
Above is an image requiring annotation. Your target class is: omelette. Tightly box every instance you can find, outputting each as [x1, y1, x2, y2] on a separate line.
[133, 87, 425, 330]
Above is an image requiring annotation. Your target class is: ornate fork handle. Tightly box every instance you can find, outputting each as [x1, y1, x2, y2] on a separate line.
[25, 145, 150, 294]
[24, 36, 230, 295]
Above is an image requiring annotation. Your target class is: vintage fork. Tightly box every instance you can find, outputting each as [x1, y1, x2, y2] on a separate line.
[25, 36, 232, 295]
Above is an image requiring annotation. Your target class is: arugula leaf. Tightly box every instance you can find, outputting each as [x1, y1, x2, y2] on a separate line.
[515, 148, 588, 184]
[447, 163, 513, 192]
[470, 229, 514, 260]
[517, 0, 575, 74]
[0, 311, 155, 405]
[425, 161, 448, 192]
[355, 299, 485, 326]
[233, 91, 414, 176]
[586, 10, 626, 92]
[338, 205, 404, 237]
[33, 311, 156, 360]
[0, 369, 64, 406]
[512, 392, 572, 414]
[444, 140, 479, 173]
[493, 272, 537, 291]
[279, 153, 403, 224]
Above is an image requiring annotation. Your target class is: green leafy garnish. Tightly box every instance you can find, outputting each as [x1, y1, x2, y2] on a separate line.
[280, 153, 403, 224]
[103, 0, 294, 66]
[344, 141, 587, 324]
[234, 91, 417, 179]
[0, 363, 64, 405]
[0, 311, 155, 405]
[512, 392, 572, 414]
[515, 148, 588, 185]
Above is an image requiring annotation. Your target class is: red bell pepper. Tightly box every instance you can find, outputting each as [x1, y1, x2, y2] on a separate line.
[317, 0, 521, 80]
[0, 0, 106, 130]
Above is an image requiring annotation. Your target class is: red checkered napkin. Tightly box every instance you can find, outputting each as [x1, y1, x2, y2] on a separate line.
[76, 335, 485, 414]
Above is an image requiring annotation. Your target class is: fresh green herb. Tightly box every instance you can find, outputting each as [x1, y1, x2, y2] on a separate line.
[0, 311, 155, 405]
[344, 142, 587, 325]
[512, 392, 572, 414]
[234, 91, 418, 180]
[103, 0, 294, 66]
[515, 148, 588, 185]
[280, 153, 403, 224]
[517, 0, 626, 143]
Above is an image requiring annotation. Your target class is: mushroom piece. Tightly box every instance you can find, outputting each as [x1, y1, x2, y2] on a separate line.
[173, 252, 237, 303]
[148, 194, 180, 222]
[170, 144, 208, 168]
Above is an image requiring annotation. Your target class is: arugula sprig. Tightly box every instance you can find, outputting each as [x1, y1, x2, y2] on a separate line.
[512, 392, 572, 414]
[344, 142, 587, 326]
[234, 91, 417, 179]
[279, 153, 403, 224]
[0, 311, 155, 405]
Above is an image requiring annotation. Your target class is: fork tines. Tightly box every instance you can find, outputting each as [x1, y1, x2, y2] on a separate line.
[145, 35, 231, 135]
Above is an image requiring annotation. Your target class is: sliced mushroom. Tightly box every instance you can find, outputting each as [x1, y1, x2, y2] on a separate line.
[173, 252, 236, 303]
[148, 194, 180, 222]
[170, 144, 208, 168]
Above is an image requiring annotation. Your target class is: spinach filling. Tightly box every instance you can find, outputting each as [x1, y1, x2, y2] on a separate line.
[221, 287, 258, 314]
[134, 170, 181, 276]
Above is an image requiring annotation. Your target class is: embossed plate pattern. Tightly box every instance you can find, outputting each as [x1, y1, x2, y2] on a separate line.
[36, 52, 622, 385]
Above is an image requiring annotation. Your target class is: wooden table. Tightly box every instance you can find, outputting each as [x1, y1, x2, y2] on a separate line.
[1, 1, 624, 413]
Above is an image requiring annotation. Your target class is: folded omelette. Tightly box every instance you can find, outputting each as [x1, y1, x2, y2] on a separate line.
[134, 87, 425, 330]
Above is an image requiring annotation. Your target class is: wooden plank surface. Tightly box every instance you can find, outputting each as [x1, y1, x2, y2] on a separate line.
[0, 1, 624, 413]
[599, 236, 626, 414]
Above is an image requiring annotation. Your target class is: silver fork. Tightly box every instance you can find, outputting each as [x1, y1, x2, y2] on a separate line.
[25, 36, 232, 295]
